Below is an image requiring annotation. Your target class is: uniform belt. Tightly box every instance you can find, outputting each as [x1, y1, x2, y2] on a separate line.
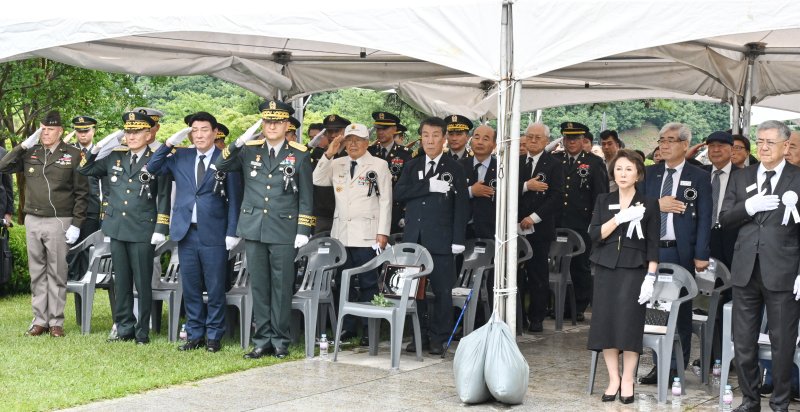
[659, 240, 677, 248]
[189, 223, 198, 230]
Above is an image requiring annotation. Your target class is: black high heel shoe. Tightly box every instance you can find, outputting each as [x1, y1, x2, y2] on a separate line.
[601, 387, 619, 402]
[619, 383, 635, 404]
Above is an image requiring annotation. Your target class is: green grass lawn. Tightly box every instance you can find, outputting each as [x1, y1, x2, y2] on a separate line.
[0, 293, 305, 411]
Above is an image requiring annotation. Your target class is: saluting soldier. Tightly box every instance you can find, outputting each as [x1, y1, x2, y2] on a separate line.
[368, 111, 412, 233]
[552, 121, 609, 322]
[312, 115, 350, 234]
[285, 117, 301, 142]
[445, 115, 474, 161]
[0, 111, 88, 338]
[132, 107, 165, 151]
[78, 111, 171, 345]
[214, 123, 229, 151]
[393, 124, 407, 147]
[215, 99, 314, 359]
[67, 115, 102, 281]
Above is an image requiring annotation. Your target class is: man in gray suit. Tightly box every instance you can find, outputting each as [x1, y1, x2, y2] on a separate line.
[719, 120, 800, 412]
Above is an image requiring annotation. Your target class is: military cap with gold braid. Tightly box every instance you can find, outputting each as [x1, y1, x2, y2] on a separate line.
[216, 123, 229, 140]
[72, 116, 97, 130]
[132, 107, 164, 123]
[258, 99, 294, 120]
[446, 114, 473, 132]
[560, 121, 590, 138]
[288, 117, 301, 132]
[322, 114, 351, 129]
[122, 111, 156, 131]
[372, 111, 400, 128]
[395, 124, 407, 136]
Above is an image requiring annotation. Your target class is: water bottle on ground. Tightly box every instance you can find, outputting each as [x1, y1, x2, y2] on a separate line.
[722, 384, 734, 411]
[319, 334, 329, 360]
[671, 377, 682, 408]
[712, 359, 722, 386]
[179, 323, 187, 341]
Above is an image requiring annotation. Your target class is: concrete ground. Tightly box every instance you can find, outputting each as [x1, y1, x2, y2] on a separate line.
[65, 316, 800, 411]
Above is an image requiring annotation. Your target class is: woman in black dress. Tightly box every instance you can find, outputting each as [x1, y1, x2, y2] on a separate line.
[587, 150, 659, 404]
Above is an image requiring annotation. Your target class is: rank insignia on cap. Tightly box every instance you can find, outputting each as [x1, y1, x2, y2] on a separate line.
[452, 115, 458, 122]
[79, 117, 85, 123]
[328, 115, 336, 121]
[129, 113, 136, 120]
[379, 113, 385, 120]
[269, 101, 276, 110]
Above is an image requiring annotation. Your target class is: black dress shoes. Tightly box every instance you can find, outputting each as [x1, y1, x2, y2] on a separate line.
[339, 330, 358, 342]
[528, 321, 543, 333]
[639, 367, 658, 385]
[405, 337, 430, 352]
[359, 336, 369, 347]
[731, 400, 761, 412]
[135, 337, 150, 345]
[107, 334, 135, 343]
[244, 346, 275, 359]
[758, 382, 773, 395]
[428, 342, 445, 355]
[206, 340, 221, 353]
[601, 389, 618, 402]
[274, 347, 289, 359]
[178, 338, 206, 351]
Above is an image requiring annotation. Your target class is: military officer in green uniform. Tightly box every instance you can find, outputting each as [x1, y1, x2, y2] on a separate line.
[445, 114, 474, 161]
[78, 111, 171, 344]
[215, 99, 314, 359]
[368, 111, 412, 233]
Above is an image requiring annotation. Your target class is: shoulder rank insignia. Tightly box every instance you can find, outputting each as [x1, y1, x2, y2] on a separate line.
[113, 147, 130, 152]
[246, 139, 265, 146]
[289, 141, 308, 152]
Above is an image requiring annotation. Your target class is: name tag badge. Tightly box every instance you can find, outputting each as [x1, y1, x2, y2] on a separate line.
[608, 204, 620, 210]
[679, 180, 691, 187]
[746, 183, 757, 193]
[418, 170, 424, 180]
[250, 161, 262, 168]
[112, 166, 123, 171]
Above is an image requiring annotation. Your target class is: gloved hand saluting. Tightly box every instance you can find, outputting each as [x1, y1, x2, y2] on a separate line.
[92, 130, 125, 154]
[637, 273, 656, 305]
[21, 127, 42, 149]
[166, 127, 192, 147]
[235, 119, 263, 148]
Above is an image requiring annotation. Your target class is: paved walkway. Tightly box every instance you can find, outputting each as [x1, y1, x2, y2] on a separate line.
[65, 318, 800, 411]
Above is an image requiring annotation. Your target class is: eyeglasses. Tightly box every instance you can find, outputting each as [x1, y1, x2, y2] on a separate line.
[731, 145, 747, 151]
[657, 138, 683, 145]
[755, 139, 786, 149]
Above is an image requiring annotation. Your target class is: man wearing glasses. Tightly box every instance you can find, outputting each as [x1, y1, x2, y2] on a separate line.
[732, 134, 756, 169]
[638, 122, 712, 385]
[720, 121, 800, 412]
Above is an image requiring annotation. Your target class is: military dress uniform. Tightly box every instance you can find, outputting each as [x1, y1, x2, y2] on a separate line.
[553, 122, 608, 319]
[0, 111, 89, 336]
[368, 112, 412, 233]
[215, 100, 314, 356]
[78, 112, 171, 343]
[445, 115, 474, 162]
[311, 115, 351, 234]
[67, 115, 102, 281]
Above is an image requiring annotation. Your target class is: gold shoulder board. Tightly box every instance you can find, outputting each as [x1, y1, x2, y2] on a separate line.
[289, 141, 308, 152]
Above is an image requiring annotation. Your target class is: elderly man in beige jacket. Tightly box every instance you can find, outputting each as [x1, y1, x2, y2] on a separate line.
[313, 123, 393, 346]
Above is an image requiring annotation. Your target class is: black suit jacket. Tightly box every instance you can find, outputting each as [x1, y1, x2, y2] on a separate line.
[518, 152, 565, 242]
[461, 156, 496, 239]
[395, 154, 469, 254]
[702, 163, 741, 267]
[589, 191, 660, 269]
[553, 151, 609, 230]
[719, 162, 800, 291]
[0, 147, 13, 217]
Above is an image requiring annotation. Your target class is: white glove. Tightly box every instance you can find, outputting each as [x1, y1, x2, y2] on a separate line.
[638, 274, 656, 305]
[150, 233, 166, 245]
[545, 136, 563, 152]
[397, 218, 405, 229]
[62, 131, 76, 144]
[429, 176, 450, 193]
[235, 119, 263, 147]
[166, 127, 192, 147]
[794, 275, 800, 301]
[93, 130, 125, 154]
[745, 188, 780, 215]
[451, 244, 465, 254]
[21, 127, 42, 149]
[65, 225, 80, 244]
[294, 234, 309, 248]
[225, 236, 240, 251]
[615, 205, 646, 225]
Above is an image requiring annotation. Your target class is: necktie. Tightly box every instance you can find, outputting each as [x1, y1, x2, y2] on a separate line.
[269, 148, 276, 159]
[131, 154, 138, 167]
[82, 148, 88, 156]
[763, 170, 776, 195]
[568, 156, 575, 168]
[197, 154, 206, 186]
[711, 170, 723, 226]
[660, 168, 677, 238]
[453, 153, 459, 161]
[526, 157, 534, 178]
[380, 148, 387, 159]
[350, 160, 357, 179]
[425, 160, 436, 179]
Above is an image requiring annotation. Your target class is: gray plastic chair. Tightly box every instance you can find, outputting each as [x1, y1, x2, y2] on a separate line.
[66, 231, 115, 335]
[451, 238, 495, 336]
[548, 228, 585, 330]
[291, 237, 347, 358]
[690, 258, 732, 384]
[333, 243, 433, 370]
[588, 263, 698, 403]
[719, 301, 735, 407]
[146, 240, 182, 342]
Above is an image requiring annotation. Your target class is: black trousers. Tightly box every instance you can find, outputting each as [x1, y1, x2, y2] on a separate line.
[733, 258, 800, 410]
[341, 246, 380, 334]
[524, 238, 551, 324]
[417, 253, 456, 345]
[66, 216, 101, 281]
[570, 230, 593, 314]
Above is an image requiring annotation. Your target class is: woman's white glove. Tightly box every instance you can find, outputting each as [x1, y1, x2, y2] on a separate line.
[166, 127, 192, 147]
[235, 119, 263, 147]
[637, 274, 656, 304]
[21, 127, 42, 149]
[615, 205, 645, 225]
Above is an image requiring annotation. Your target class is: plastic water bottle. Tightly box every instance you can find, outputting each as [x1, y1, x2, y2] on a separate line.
[722, 384, 734, 411]
[712, 359, 722, 386]
[179, 324, 187, 341]
[671, 377, 682, 407]
[319, 334, 329, 360]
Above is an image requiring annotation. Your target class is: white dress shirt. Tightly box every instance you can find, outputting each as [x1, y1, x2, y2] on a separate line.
[711, 162, 732, 223]
[191, 146, 215, 223]
[660, 160, 685, 241]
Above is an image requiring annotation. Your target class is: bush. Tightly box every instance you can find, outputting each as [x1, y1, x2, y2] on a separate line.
[0, 225, 29, 295]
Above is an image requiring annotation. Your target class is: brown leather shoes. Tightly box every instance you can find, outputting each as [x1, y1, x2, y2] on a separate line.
[49, 326, 65, 337]
[25, 325, 49, 336]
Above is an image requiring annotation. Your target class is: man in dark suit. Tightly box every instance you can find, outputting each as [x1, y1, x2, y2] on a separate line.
[638, 122, 712, 384]
[719, 120, 800, 412]
[553, 122, 608, 321]
[148, 111, 243, 353]
[460, 124, 497, 239]
[395, 116, 469, 355]
[369, 111, 412, 233]
[518, 123, 565, 332]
